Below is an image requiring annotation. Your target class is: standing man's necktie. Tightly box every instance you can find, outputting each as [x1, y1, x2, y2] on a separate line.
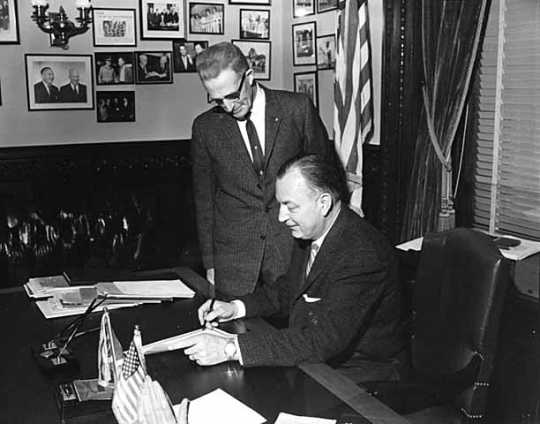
[305, 243, 319, 276]
[246, 118, 264, 179]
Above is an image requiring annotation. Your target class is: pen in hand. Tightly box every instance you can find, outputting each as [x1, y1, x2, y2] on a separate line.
[204, 298, 216, 329]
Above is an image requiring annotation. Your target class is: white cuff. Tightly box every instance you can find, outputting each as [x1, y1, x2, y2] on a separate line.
[230, 300, 246, 319]
[233, 335, 243, 365]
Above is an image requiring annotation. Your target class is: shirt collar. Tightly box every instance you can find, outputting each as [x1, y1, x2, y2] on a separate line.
[249, 83, 265, 121]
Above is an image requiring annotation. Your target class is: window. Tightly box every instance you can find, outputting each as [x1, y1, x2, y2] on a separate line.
[473, 0, 540, 240]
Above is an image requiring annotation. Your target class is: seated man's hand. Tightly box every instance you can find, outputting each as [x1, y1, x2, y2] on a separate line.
[176, 330, 238, 366]
[198, 300, 238, 326]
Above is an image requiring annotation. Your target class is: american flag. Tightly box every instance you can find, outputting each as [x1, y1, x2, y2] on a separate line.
[112, 325, 146, 424]
[333, 0, 374, 214]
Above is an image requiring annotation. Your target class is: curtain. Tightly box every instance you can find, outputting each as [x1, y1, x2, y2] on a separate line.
[400, 0, 489, 241]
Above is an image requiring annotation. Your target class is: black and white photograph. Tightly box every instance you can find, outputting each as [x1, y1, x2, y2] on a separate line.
[0, 0, 19, 44]
[229, 0, 270, 4]
[173, 39, 208, 73]
[92, 8, 137, 47]
[189, 3, 224, 35]
[96, 91, 135, 123]
[232, 39, 271, 80]
[294, 70, 318, 108]
[135, 51, 173, 84]
[25, 54, 94, 111]
[317, 34, 336, 70]
[316, 0, 338, 14]
[95, 52, 135, 85]
[140, 0, 185, 39]
[293, 0, 314, 18]
[240, 9, 270, 40]
[292, 21, 317, 66]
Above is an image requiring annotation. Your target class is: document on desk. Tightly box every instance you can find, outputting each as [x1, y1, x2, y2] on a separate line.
[142, 327, 232, 355]
[274, 413, 336, 424]
[24, 274, 71, 299]
[96, 279, 195, 299]
[173, 388, 266, 424]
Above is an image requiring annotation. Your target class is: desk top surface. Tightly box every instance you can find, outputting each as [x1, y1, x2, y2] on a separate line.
[0, 267, 408, 424]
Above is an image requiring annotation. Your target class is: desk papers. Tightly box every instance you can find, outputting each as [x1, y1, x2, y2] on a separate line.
[143, 327, 232, 355]
[24, 274, 71, 299]
[96, 280, 195, 300]
[274, 413, 336, 424]
[173, 388, 266, 424]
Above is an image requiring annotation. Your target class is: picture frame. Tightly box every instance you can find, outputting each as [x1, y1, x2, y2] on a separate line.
[294, 71, 318, 109]
[232, 39, 271, 81]
[95, 52, 135, 85]
[92, 8, 137, 47]
[140, 0, 185, 40]
[189, 3, 224, 35]
[25, 54, 94, 111]
[134, 51, 173, 84]
[293, 0, 314, 18]
[316, 0, 338, 14]
[96, 91, 135, 123]
[292, 21, 317, 66]
[173, 39, 208, 73]
[317, 34, 336, 70]
[229, 0, 270, 5]
[240, 9, 270, 40]
[0, 0, 20, 44]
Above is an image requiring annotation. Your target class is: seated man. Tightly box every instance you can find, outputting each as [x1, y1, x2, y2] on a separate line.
[178, 154, 406, 383]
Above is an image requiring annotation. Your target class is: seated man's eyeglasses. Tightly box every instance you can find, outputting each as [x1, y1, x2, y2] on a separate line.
[210, 70, 248, 107]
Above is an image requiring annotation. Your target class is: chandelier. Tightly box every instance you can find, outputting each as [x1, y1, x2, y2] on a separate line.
[31, 0, 93, 49]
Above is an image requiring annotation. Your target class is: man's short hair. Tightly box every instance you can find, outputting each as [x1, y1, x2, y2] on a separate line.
[277, 154, 349, 203]
[195, 42, 249, 81]
[40, 66, 53, 75]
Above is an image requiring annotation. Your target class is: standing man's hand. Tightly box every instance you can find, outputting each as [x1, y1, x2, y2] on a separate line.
[206, 268, 215, 285]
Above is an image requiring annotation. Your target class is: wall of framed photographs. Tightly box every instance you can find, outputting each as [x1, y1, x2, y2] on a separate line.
[288, 0, 383, 145]
[0, 0, 286, 147]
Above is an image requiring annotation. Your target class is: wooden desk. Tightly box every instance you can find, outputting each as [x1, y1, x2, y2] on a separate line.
[0, 267, 409, 424]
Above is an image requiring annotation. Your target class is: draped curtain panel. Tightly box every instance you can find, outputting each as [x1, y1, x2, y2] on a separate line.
[400, 0, 489, 241]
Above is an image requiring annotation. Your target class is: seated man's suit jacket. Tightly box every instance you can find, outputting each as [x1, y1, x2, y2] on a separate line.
[191, 86, 335, 297]
[236, 207, 406, 376]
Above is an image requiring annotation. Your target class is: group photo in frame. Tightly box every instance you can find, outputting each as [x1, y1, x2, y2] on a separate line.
[316, 0, 338, 14]
[135, 51, 173, 84]
[293, 0, 314, 18]
[173, 39, 208, 73]
[240, 9, 270, 40]
[317, 33, 336, 70]
[229, 0, 270, 5]
[189, 3, 224, 35]
[292, 21, 317, 66]
[97, 91, 135, 123]
[92, 8, 137, 47]
[232, 39, 271, 81]
[25, 54, 94, 111]
[140, 0, 185, 39]
[95, 52, 135, 85]
[0, 0, 20, 44]
[294, 71, 318, 109]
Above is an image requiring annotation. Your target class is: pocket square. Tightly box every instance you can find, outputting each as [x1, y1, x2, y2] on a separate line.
[302, 294, 321, 303]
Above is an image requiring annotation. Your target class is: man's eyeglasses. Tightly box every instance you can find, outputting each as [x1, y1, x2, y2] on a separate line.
[210, 70, 248, 106]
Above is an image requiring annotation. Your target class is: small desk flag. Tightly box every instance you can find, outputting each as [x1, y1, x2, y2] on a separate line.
[98, 308, 123, 388]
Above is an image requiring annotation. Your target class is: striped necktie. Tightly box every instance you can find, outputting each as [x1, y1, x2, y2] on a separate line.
[246, 117, 264, 179]
[305, 243, 320, 276]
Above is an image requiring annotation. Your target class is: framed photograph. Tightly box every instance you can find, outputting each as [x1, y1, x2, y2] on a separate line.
[293, 0, 314, 18]
[97, 91, 135, 123]
[232, 39, 271, 81]
[292, 21, 317, 66]
[317, 34, 336, 70]
[189, 3, 224, 35]
[0, 0, 19, 44]
[173, 39, 208, 73]
[294, 71, 318, 108]
[229, 0, 270, 4]
[240, 9, 269, 40]
[316, 0, 338, 14]
[95, 52, 135, 85]
[134, 51, 173, 84]
[140, 0, 185, 39]
[25, 54, 94, 111]
[92, 8, 136, 47]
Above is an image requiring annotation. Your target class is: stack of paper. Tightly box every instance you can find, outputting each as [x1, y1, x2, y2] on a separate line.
[96, 280, 195, 300]
[24, 274, 71, 299]
[143, 327, 231, 355]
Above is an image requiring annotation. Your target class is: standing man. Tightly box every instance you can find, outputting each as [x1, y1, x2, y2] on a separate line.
[59, 68, 87, 102]
[192, 42, 334, 296]
[174, 44, 196, 73]
[175, 155, 406, 383]
[34, 67, 60, 103]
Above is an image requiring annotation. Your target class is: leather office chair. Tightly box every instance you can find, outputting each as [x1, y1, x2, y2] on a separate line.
[363, 228, 510, 424]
